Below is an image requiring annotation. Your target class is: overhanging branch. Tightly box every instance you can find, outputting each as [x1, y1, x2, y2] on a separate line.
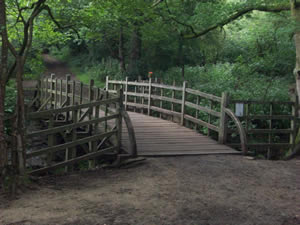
[183, 4, 291, 39]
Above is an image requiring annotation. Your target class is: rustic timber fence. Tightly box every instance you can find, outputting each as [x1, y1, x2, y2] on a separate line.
[24, 74, 136, 175]
[106, 76, 298, 158]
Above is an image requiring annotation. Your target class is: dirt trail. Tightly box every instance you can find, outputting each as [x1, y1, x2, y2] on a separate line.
[42, 54, 77, 80]
[2, 56, 300, 225]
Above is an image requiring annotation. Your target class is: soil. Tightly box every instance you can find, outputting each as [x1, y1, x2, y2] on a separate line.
[1, 56, 300, 225]
[1, 156, 300, 225]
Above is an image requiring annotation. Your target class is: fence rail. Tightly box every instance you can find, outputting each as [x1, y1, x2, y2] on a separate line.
[25, 75, 136, 175]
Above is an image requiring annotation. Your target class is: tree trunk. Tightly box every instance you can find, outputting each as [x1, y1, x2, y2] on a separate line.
[0, 82, 7, 175]
[15, 58, 26, 175]
[291, 1, 300, 98]
[119, 26, 126, 73]
[0, 0, 9, 178]
[178, 37, 185, 79]
[127, 27, 142, 79]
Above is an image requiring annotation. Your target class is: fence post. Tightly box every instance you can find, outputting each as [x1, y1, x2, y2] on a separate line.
[37, 79, 41, 108]
[125, 77, 128, 110]
[65, 74, 71, 121]
[148, 78, 152, 116]
[54, 78, 58, 109]
[290, 94, 298, 149]
[106, 76, 109, 91]
[60, 79, 63, 106]
[71, 80, 76, 106]
[181, 81, 187, 126]
[88, 79, 94, 133]
[105, 90, 109, 132]
[117, 88, 124, 153]
[50, 74, 55, 109]
[219, 92, 229, 144]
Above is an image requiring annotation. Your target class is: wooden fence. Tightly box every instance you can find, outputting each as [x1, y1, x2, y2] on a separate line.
[106, 77, 298, 158]
[25, 75, 136, 175]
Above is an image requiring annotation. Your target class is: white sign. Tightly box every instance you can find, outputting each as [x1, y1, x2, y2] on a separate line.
[235, 103, 244, 117]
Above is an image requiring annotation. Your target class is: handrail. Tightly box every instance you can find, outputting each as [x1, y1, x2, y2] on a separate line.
[121, 110, 137, 157]
[224, 108, 247, 155]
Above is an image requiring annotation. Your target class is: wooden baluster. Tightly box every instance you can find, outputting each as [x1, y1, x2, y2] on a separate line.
[65, 75, 71, 121]
[50, 74, 55, 109]
[142, 84, 145, 113]
[106, 76, 109, 91]
[40, 78, 44, 102]
[148, 78, 152, 116]
[105, 91, 109, 132]
[72, 80, 76, 106]
[160, 87, 163, 118]
[267, 103, 273, 159]
[181, 81, 187, 126]
[195, 96, 200, 131]
[125, 77, 128, 110]
[171, 80, 176, 122]
[54, 78, 58, 109]
[47, 115, 54, 167]
[117, 89, 123, 153]
[95, 88, 100, 128]
[79, 82, 83, 117]
[88, 79, 94, 133]
[207, 100, 212, 136]
[60, 79, 63, 107]
[219, 92, 229, 144]
[134, 81, 137, 112]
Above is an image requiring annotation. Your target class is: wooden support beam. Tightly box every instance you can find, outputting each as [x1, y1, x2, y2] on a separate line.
[219, 92, 229, 144]
[181, 81, 187, 126]
[148, 78, 152, 116]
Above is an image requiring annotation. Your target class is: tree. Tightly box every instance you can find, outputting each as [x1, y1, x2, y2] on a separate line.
[0, 0, 64, 190]
[156, 0, 300, 94]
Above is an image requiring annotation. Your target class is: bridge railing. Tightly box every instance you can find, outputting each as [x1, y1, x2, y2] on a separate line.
[25, 75, 136, 175]
[106, 76, 298, 158]
[227, 99, 297, 158]
[106, 77, 246, 152]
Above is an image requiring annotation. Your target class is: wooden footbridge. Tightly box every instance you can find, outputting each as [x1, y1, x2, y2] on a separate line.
[22, 74, 298, 174]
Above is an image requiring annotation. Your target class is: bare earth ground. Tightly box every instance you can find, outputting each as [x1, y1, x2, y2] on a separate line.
[1, 156, 300, 225]
[2, 55, 300, 225]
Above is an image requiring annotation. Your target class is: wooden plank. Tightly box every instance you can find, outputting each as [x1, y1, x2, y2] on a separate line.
[238, 115, 294, 120]
[185, 101, 221, 117]
[151, 83, 182, 91]
[231, 100, 294, 105]
[186, 88, 222, 102]
[184, 115, 219, 132]
[138, 150, 240, 156]
[29, 146, 118, 175]
[28, 97, 120, 119]
[26, 130, 118, 158]
[26, 114, 119, 137]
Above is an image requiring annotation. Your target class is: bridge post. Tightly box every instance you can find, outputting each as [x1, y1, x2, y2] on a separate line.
[50, 74, 55, 109]
[117, 88, 124, 153]
[65, 74, 71, 121]
[125, 77, 128, 110]
[181, 81, 187, 126]
[219, 92, 229, 144]
[148, 78, 152, 116]
[106, 76, 109, 91]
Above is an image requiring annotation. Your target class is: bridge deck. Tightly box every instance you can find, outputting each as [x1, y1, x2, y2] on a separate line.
[122, 112, 240, 156]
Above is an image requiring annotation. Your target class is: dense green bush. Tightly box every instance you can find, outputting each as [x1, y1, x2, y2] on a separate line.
[154, 62, 292, 101]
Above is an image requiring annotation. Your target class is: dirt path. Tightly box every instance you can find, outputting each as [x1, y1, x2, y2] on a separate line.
[1, 156, 300, 225]
[42, 54, 77, 80]
[2, 56, 300, 225]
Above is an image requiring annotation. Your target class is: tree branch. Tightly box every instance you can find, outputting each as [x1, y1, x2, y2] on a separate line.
[183, 4, 291, 39]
